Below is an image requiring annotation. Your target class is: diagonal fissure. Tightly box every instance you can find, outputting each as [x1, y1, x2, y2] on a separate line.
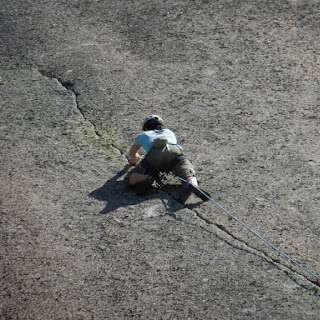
[191, 206, 320, 288]
[38, 69, 126, 156]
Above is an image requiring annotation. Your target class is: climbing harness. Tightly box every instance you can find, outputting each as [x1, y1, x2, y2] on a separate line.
[173, 174, 320, 287]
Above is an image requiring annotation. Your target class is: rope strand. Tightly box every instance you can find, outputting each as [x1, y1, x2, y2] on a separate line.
[173, 174, 320, 284]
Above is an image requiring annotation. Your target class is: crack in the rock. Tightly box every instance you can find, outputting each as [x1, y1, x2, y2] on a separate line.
[159, 179, 289, 275]
[39, 70, 126, 156]
[190, 207, 319, 289]
[161, 185, 318, 288]
[57, 78, 97, 132]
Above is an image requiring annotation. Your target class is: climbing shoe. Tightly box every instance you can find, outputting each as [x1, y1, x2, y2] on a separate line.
[135, 176, 154, 196]
[177, 182, 210, 204]
[188, 183, 210, 201]
[176, 184, 192, 204]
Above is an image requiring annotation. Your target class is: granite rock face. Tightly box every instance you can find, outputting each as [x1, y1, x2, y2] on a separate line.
[1, 1, 320, 319]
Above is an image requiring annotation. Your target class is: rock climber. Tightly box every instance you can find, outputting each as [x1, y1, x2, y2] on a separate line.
[125, 114, 204, 203]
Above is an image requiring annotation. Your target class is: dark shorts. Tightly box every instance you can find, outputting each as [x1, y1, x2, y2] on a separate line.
[125, 145, 196, 187]
[171, 157, 196, 181]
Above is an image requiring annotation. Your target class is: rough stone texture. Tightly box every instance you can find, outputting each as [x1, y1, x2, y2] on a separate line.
[1, 0, 320, 319]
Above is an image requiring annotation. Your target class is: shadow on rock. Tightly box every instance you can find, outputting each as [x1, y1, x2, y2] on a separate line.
[89, 165, 177, 214]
